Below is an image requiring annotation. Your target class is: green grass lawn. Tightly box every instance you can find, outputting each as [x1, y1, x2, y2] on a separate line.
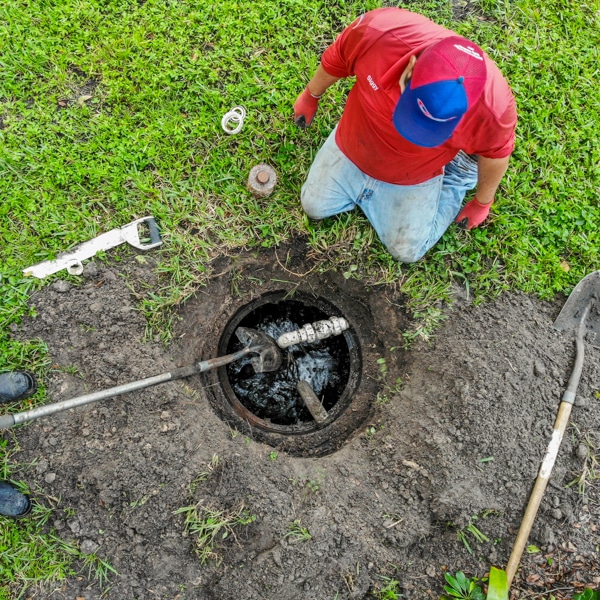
[1, 0, 598, 594]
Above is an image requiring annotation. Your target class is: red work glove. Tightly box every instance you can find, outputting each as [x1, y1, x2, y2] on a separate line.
[455, 197, 492, 230]
[293, 86, 321, 128]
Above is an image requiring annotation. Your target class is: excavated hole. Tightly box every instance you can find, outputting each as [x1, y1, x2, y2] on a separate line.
[216, 291, 362, 436]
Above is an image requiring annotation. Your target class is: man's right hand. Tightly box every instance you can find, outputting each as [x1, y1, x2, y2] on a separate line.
[293, 87, 321, 128]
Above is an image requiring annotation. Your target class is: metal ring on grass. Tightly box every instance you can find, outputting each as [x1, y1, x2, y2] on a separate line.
[221, 106, 246, 135]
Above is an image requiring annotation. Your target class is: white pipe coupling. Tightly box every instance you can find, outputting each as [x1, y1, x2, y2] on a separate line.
[277, 317, 349, 349]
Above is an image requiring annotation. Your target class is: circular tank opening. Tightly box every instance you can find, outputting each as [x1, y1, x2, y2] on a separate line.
[216, 291, 362, 435]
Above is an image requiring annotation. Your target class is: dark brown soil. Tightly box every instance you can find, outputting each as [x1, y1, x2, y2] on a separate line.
[6, 239, 600, 599]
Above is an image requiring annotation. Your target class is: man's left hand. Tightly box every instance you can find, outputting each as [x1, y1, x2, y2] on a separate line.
[455, 197, 492, 229]
[293, 87, 321, 128]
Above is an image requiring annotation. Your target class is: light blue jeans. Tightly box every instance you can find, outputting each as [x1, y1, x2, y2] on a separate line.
[301, 128, 478, 262]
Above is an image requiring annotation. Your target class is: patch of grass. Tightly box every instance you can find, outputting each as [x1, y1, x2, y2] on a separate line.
[174, 501, 256, 564]
[187, 454, 221, 494]
[0, 526, 74, 597]
[81, 552, 118, 589]
[369, 575, 403, 599]
[0, 0, 597, 336]
[176, 455, 256, 564]
[567, 428, 599, 501]
[0, 502, 116, 598]
[454, 515, 491, 554]
[401, 303, 448, 348]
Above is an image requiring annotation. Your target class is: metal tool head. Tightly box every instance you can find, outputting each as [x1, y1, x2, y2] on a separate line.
[553, 270, 600, 348]
[235, 327, 282, 373]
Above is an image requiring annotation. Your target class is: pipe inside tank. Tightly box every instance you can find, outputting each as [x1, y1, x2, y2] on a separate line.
[276, 317, 349, 349]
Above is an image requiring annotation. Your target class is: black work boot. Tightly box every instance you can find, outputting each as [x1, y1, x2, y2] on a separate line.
[0, 481, 32, 518]
[0, 371, 37, 404]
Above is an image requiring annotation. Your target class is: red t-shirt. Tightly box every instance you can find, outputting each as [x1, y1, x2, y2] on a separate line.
[321, 8, 517, 185]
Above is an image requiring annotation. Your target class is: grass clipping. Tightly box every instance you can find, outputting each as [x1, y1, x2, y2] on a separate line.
[175, 501, 256, 564]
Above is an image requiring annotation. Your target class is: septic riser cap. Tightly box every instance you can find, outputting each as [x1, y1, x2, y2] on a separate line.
[248, 164, 277, 198]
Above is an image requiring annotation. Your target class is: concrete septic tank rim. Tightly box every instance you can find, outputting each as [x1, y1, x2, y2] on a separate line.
[214, 290, 363, 436]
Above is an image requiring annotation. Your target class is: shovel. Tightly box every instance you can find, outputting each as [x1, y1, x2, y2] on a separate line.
[0, 327, 282, 431]
[504, 270, 600, 586]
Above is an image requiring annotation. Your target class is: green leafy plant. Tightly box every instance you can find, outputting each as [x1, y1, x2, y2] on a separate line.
[284, 519, 312, 542]
[485, 567, 508, 600]
[441, 571, 485, 600]
[365, 425, 378, 440]
[291, 471, 324, 498]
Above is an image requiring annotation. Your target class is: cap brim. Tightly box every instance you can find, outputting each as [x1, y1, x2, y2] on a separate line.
[393, 83, 461, 148]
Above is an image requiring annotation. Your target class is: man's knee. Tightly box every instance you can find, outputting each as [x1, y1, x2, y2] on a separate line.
[301, 182, 355, 220]
[389, 249, 425, 264]
[300, 185, 322, 219]
[385, 241, 426, 263]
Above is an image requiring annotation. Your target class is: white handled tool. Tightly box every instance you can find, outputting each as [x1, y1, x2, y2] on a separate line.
[23, 216, 162, 279]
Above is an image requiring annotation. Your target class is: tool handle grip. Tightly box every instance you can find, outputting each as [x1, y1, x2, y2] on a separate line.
[505, 468, 551, 584]
[0, 414, 16, 430]
[561, 308, 588, 404]
[0, 366, 196, 431]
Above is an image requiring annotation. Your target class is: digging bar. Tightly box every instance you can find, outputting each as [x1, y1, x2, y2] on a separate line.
[503, 270, 600, 587]
[0, 327, 281, 431]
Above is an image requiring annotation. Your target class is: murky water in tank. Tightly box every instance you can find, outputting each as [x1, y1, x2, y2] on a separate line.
[226, 314, 350, 425]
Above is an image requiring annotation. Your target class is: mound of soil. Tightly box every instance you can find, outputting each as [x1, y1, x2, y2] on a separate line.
[6, 240, 599, 599]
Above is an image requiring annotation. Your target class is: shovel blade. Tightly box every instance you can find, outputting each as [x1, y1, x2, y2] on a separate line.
[235, 327, 282, 374]
[553, 270, 600, 348]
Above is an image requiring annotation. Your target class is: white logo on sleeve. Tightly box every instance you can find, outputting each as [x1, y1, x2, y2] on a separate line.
[367, 75, 379, 91]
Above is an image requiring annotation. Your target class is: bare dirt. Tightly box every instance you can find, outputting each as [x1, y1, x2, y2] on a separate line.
[7, 239, 600, 599]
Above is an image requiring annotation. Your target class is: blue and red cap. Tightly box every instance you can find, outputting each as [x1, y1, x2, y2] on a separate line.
[393, 36, 487, 148]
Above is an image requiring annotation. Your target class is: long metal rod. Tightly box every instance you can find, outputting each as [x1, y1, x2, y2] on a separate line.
[10, 371, 185, 426]
[0, 347, 254, 430]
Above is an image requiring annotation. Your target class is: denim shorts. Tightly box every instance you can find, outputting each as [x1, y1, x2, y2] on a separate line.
[301, 128, 478, 262]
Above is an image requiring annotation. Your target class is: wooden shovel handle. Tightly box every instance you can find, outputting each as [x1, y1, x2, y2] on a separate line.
[506, 304, 589, 585]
